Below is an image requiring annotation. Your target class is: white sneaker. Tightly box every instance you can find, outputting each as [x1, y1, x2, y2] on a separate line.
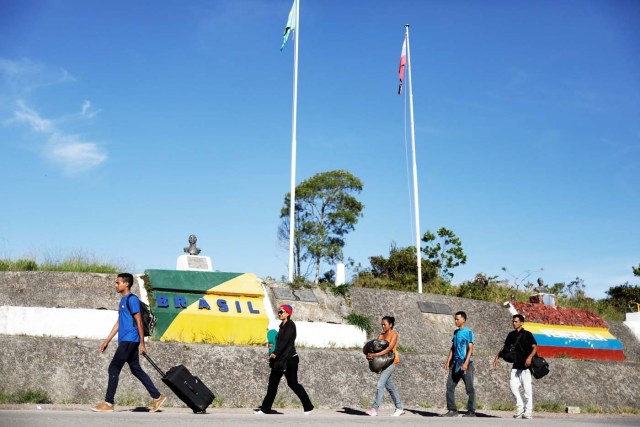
[253, 409, 265, 415]
[523, 412, 533, 419]
[303, 409, 313, 415]
[391, 409, 405, 416]
[366, 408, 378, 416]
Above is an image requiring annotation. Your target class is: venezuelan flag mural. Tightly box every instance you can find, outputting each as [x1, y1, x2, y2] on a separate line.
[525, 323, 624, 361]
[145, 269, 268, 345]
[511, 301, 624, 362]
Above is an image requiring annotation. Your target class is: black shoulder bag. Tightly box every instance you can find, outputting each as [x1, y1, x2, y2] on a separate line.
[530, 355, 550, 379]
[500, 332, 523, 363]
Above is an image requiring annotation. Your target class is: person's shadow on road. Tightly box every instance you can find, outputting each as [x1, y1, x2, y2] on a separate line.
[405, 408, 440, 417]
[337, 407, 368, 416]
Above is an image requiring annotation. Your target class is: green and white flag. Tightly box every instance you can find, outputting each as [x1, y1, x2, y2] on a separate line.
[280, 0, 297, 51]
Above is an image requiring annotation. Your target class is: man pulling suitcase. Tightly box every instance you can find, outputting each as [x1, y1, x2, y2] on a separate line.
[91, 273, 166, 413]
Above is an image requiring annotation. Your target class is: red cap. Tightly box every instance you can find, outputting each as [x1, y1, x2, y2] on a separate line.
[279, 304, 293, 316]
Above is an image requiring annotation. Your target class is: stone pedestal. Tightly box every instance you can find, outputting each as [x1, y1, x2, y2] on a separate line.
[176, 255, 213, 271]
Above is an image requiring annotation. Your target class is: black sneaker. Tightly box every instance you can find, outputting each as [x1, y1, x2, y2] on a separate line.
[442, 410, 459, 417]
[463, 411, 476, 417]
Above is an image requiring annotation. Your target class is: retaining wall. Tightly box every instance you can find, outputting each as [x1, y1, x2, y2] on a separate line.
[1, 272, 639, 410]
[1, 335, 639, 410]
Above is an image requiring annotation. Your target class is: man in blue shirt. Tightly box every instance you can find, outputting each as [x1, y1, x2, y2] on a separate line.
[91, 273, 165, 413]
[442, 311, 476, 417]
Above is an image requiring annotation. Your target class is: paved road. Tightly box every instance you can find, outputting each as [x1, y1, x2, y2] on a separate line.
[1, 406, 639, 427]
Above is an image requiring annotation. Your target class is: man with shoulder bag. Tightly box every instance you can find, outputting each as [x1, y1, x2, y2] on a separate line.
[493, 314, 537, 420]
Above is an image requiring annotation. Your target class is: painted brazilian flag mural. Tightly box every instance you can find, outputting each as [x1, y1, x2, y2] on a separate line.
[145, 269, 268, 345]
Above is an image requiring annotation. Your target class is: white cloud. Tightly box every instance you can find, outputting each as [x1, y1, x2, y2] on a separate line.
[46, 134, 107, 174]
[80, 100, 100, 119]
[82, 100, 90, 115]
[12, 101, 52, 133]
[1, 57, 107, 174]
[0, 57, 75, 94]
[10, 101, 107, 174]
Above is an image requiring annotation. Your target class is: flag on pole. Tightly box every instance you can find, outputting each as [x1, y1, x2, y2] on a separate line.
[280, 0, 297, 51]
[398, 36, 407, 94]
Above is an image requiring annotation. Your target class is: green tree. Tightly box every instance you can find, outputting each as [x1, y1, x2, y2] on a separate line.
[566, 276, 587, 300]
[547, 282, 568, 298]
[633, 264, 640, 277]
[277, 202, 307, 280]
[354, 243, 444, 292]
[605, 283, 640, 312]
[421, 227, 467, 280]
[279, 170, 364, 285]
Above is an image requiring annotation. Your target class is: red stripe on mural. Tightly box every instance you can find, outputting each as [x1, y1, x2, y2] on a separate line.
[537, 346, 624, 362]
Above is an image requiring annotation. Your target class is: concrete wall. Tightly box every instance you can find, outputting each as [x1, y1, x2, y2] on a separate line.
[0, 306, 117, 339]
[0, 271, 141, 309]
[1, 272, 639, 409]
[625, 312, 640, 341]
[1, 335, 639, 410]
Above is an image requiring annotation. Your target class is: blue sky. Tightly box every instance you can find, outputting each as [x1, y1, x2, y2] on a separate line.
[1, 0, 638, 298]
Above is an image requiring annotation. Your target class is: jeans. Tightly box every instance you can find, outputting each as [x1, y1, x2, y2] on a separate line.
[510, 368, 533, 414]
[373, 363, 403, 410]
[260, 355, 314, 412]
[446, 361, 475, 412]
[105, 342, 160, 404]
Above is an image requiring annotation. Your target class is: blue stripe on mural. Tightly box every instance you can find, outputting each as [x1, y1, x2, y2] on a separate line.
[532, 334, 623, 350]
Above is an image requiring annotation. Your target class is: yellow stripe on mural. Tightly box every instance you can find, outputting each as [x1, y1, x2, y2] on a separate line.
[203, 273, 264, 297]
[160, 295, 268, 345]
[525, 322, 616, 340]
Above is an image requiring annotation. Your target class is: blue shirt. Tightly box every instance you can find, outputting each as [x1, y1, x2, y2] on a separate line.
[452, 326, 474, 372]
[118, 294, 141, 343]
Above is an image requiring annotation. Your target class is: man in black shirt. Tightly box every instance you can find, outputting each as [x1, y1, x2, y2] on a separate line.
[493, 314, 537, 419]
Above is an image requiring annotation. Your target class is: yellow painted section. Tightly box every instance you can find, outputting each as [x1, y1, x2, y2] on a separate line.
[526, 323, 615, 340]
[161, 295, 268, 345]
[204, 273, 264, 297]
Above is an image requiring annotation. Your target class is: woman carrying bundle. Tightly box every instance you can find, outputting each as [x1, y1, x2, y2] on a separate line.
[365, 316, 404, 416]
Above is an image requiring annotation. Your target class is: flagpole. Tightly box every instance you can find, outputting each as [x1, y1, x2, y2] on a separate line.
[406, 24, 423, 294]
[287, 0, 300, 283]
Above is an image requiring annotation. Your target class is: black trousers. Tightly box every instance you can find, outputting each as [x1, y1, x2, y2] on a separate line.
[260, 355, 314, 412]
[105, 341, 160, 404]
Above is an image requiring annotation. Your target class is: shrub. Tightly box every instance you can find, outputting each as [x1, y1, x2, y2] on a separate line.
[345, 311, 372, 334]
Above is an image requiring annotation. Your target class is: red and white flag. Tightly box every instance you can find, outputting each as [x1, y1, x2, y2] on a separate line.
[398, 36, 407, 95]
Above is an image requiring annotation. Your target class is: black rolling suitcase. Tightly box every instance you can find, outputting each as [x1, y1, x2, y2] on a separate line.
[144, 353, 215, 413]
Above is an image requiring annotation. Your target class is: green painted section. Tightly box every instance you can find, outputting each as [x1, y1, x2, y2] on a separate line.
[145, 269, 243, 292]
[151, 291, 205, 339]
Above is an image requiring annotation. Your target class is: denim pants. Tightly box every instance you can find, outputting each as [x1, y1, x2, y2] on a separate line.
[373, 363, 403, 410]
[510, 368, 533, 414]
[260, 355, 314, 413]
[446, 362, 476, 412]
[105, 341, 160, 404]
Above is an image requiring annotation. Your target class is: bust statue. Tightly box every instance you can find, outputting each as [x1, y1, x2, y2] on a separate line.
[536, 277, 547, 293]
[183, 234, 202, 256]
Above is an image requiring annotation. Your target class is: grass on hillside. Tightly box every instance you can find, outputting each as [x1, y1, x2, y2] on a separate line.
[0, 255, 121, 274]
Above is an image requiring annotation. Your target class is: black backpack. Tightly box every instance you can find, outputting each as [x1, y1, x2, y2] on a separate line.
[530, 355, 550, 379]
[126, 294, 156, 337]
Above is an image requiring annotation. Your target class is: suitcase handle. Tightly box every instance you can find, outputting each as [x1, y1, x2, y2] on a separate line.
[184, 380, 197, 394]
[143, 353, 166, 377]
